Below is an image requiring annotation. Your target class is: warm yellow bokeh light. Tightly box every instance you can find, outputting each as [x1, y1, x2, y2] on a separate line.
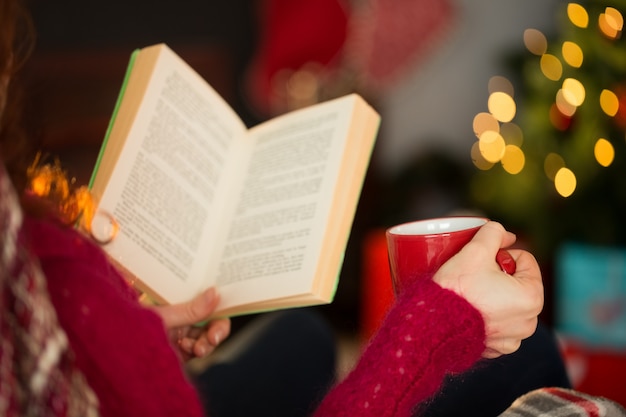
[562, 41, 584, 68]
[599, 8, 624, 39]
[488, 76, 515, 97]
[479, 130, 506, 163]
[554, 167, 577, 197]
[544, 152, 566, 181]
[500, 122, 524, 147]
[600, 89, 619, 117]
[567, 3, 589, 28]
[473, 112, 500, 137]
[599, 13, 620, 39]
[488, 91, 516, 123]
[605, 7, 624, 29]
[471, 141, 495, 170]
[562, 78, 585, 107]
[595, 138, 615, 167]
[555, 89, 578, 117]
[523, 28, 548, 55]
[540, 54, 563, 81]
[501, 145, 525, 174]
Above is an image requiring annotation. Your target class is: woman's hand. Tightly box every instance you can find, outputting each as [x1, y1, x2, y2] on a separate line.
[150, 288, 231, 361]
[433, 221, 544, 359]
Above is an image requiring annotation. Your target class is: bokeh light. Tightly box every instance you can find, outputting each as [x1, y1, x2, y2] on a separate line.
[605, 7, 624, 29]
[550, 103, 573, 131]
[562, 78, 586, 107]
[471, 141, 495, 170]
[555, 89, 578, 117]
[523, 28, 548, 55]
[544, 152, 566, 181]
[470, 1, 626, 203]
[600, 89, 619, 116]
[540, 54, 563, 81]
[599, 7, 624, 39]
[554, 167, 577, 197]
[473, 112, 500, 137]
[488, 91, 516, 123]
[500, 122, 524, 147]
[478, 130, 506, 163]
[594, 138, 615, 167]
[488, 76, 515, 96]
[562, 41, 584, 68]
[567, 3, 589, 28]
[501, 145, 525, 174]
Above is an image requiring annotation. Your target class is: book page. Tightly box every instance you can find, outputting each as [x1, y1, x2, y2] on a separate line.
[209, 95, 361, 311]
[96, 45, 248, 304]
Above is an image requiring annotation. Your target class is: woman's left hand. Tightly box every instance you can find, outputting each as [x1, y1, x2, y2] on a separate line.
[150, 288, 231, 361]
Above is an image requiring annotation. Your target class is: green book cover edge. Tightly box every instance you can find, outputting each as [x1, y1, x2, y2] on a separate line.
[87, 48, 141, 189]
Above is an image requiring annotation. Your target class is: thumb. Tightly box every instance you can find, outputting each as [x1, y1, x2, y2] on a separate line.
[469, 221, 516, 255]
[157, 288, 218, 328]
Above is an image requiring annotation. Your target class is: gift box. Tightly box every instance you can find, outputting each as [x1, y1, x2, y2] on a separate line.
[555, 242, 626, 348]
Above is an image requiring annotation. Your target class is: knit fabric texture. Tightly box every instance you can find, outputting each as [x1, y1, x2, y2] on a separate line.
[313, 277, 486, 417]
[20, 217, 205, 417]
[0, 163, 100, 417]
[500, 387, 626, 417]
[18, 189, 489, 417]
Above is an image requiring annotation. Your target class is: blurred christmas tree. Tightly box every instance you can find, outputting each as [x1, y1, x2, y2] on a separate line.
[470, 0, 626, 261]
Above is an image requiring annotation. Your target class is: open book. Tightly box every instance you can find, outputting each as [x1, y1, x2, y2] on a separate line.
[89, 43, 380, 317]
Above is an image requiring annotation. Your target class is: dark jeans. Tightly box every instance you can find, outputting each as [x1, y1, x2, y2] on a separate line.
[191, 308, 337, 417]
[416, 321, 572, 417]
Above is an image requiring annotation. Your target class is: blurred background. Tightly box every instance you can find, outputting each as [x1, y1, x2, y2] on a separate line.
[23, 0, 626, 405]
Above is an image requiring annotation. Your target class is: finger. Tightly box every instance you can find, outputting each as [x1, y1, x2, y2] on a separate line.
[179, 337, 196, 355]
[507, 250, 541, 280]
[454, 222, 515, 270]
[206, 318, 231, 346]
[191, 319, 231, 358]
[192, 332, 224, 358]
[469, 221, 516, 255]
[159, 288, 219, 328]
[193, 334, 212, 357]
[504, 250, 544, 310]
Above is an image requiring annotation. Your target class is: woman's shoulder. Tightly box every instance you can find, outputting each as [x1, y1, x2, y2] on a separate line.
[21, 215, 106, 262]
[20, 214, 140, 302]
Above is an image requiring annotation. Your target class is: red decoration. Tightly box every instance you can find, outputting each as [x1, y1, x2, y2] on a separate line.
[346, 0, 455, 92]
[360, 229, 395, 342]
[612, 85, 626, 131]
[245, 0, 349, 115]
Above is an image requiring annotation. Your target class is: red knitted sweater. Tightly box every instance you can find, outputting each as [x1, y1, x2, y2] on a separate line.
[21, 217, 206, 417]
[21, 217, 486, 417]
[313, 264, 485, 416]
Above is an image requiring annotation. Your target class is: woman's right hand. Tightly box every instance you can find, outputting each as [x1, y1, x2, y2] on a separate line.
[433, 221, 544, 359]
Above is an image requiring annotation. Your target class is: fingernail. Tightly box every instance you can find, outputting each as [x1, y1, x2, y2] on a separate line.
[196, 344, 207, 357]
[212, 331, 223, 346]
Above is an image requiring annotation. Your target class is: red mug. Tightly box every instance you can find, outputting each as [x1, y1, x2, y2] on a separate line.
[386, 217, 514, 295]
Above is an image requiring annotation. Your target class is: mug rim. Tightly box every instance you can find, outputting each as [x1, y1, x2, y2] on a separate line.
[386, 216, 488, 236]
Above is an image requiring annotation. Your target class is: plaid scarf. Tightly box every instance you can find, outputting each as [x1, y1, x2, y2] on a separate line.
[0, 162, 100, 417]
[500, 388, 626, 417]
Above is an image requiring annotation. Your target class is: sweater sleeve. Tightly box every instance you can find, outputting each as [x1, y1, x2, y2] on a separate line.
[313, 278, 486, 417]
[21, 218, 205, 417]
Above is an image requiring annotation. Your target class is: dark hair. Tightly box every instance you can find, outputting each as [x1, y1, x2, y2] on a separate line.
[0, 0, 36, 193]
[0, 0, 95, 227]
